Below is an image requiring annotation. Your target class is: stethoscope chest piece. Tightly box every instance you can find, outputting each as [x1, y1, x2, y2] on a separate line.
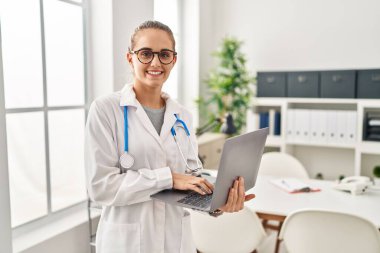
[119, 152, 135, 169]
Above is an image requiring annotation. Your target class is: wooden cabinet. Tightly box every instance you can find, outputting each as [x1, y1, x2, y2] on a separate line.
[197, 133, 227, 170]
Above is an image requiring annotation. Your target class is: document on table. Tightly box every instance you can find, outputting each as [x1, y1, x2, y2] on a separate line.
[270, 178, 321, 194]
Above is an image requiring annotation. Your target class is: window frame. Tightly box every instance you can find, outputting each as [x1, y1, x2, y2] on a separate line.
[0, 0, 89, 234]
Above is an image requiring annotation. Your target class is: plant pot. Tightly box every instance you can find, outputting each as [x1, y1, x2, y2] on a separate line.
[374, 178, 380, 186]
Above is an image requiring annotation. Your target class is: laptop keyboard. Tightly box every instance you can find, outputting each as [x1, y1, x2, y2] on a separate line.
[177, 192, 213, 208]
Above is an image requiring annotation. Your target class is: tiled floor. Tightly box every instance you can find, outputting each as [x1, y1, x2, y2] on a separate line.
[256, 229, 288, 253]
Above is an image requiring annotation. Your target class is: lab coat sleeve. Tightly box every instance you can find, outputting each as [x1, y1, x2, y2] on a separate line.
[85, 100, 173, 206]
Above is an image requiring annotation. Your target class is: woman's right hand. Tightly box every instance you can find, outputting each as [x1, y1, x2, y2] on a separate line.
[172, 172, 214, 195]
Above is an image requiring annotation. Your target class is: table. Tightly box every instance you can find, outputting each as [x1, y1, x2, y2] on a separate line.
[246, 176, 380, 228]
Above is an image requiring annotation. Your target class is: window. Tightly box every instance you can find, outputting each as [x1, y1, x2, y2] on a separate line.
[154, 0, 180, 100]
[0, 0, 87, 227]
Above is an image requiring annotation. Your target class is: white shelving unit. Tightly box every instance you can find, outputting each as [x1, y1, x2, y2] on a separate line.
[248, 97, 380, 180]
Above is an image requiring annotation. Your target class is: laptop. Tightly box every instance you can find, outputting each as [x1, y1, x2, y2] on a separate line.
[150, 127, 269, 213]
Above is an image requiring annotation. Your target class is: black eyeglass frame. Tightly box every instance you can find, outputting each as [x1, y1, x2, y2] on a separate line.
[129, 48, 177, 65]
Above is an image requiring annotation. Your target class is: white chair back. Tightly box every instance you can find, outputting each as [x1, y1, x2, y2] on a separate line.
[279, 209, 380, 253]
[189, 207, 266, 253]
[259, 152, 309, 179]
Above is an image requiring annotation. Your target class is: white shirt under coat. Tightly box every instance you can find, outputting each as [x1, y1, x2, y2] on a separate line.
[85, 84, 198, 253]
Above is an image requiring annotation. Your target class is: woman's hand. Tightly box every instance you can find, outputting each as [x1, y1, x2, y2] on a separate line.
[172, 172, 214, 195]
[219, 177, 255, 213]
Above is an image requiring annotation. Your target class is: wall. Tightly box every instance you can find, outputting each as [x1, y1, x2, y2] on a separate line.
[199, 0, 380, 80]
[112, 0, 154, 91]
[88, 0, 153, 100]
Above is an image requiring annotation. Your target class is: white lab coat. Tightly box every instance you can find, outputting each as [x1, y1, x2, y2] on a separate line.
[85, 84, 198, 253]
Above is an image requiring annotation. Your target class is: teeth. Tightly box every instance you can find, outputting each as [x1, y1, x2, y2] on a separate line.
[148, 71, 162, 75]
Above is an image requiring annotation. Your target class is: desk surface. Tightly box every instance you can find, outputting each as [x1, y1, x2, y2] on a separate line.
[246, 176, 380, 227]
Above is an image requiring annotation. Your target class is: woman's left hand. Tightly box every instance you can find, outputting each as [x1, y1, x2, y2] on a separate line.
[219, 177, 255, 213]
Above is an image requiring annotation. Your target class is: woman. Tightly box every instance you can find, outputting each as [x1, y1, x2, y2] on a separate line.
[85, 20, 255, 253]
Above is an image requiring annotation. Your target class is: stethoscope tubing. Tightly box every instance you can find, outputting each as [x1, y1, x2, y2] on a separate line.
[121, 106, 202, 174]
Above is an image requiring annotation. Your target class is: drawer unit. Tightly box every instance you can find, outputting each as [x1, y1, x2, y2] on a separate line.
[257, 72, 287, 97]
[320, 70, 356, 98]
[357, 69, 380, 99]
[287, 71, 319, 98]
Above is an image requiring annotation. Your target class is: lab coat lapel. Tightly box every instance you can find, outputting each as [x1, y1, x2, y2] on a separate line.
[119, 84, 163, 149]
[160, 97, 179, 142]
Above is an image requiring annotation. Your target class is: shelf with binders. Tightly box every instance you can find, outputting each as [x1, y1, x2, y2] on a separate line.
[246, 103, 284, 149]
[250, 97, 380, 179]
[285, 102, 358, 149]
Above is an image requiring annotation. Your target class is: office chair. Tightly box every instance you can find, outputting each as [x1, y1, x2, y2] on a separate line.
[259, 152, 309, 179]
[189, 207, 266, 253]
[279, 209, 380, 253]
[258, 151, 309, 253]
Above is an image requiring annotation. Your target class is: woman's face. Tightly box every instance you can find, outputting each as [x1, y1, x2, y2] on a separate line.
[127, 29, 176, 90]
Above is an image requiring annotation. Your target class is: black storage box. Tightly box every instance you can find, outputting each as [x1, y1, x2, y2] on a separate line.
[257, 72, 287, 97]
[287, 71, 319, 98]
[357, 69, 380, 99]
[320, 70, 356, 98]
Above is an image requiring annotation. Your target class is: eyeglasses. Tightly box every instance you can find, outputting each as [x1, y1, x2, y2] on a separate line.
[130, 48, 177, 65]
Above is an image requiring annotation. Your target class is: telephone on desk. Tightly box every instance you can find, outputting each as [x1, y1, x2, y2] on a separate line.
[333, 176, 372, 195]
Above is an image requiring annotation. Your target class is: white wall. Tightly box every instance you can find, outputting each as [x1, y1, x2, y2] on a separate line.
[88, 0, 154, 100]
[112, 0, 154, 91]
[180, 0, 200, 126]
[199, 0, 380, 78]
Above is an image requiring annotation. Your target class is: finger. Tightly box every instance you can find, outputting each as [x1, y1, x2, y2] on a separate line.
[193, 178, 212, 194]
[225, 187, 235, 212]
[203, 179, 215, 192]
[237, 177, 245, 210]
[197, 182, 212, 194]
[190, 184, 206, 195]
[198, 178, 213, 193]
[233, 179, 240, 212]
[232, 179, 240, 212]
[244, 194, 256, 202]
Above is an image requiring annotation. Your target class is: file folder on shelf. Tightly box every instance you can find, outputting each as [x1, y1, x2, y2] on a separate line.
[259, 112, 269, 129]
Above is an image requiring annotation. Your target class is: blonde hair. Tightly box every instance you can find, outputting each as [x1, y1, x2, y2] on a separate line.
[130, 20, 176, 51]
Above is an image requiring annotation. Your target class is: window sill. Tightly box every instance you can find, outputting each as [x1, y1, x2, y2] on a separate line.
[12, 203, 100, 253]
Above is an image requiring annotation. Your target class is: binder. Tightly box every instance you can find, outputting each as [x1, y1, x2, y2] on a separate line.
[300, 109, 310, 143]
[259, 112, 269, 129]
[317, 110, 328, 143]
[336, 110, 346, 144]
[274, 111, 281, 136]
[346, 111, 357, 143]
[309, 110, 320, 143]
[293, 109, 303, 143]
[326, 110, 338, 144]
[287, 109, 295, 142]
[293, 109, 310, 143]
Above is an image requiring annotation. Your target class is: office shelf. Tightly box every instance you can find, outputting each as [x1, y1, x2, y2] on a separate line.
[286, 141, 356, 149]
[359, 141, 380, 155]
[266, 135, 282, 147]
[247, 97, 380, 179]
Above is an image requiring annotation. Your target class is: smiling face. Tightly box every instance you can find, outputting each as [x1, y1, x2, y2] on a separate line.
[127, 28, 176, 91]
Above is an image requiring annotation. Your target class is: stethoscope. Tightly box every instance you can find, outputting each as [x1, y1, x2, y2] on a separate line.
[119, 106, 203, 176]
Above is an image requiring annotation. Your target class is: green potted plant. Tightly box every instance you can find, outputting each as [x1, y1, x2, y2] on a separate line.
[373, 165, 380, 185]
[197, 37, 254, 136]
